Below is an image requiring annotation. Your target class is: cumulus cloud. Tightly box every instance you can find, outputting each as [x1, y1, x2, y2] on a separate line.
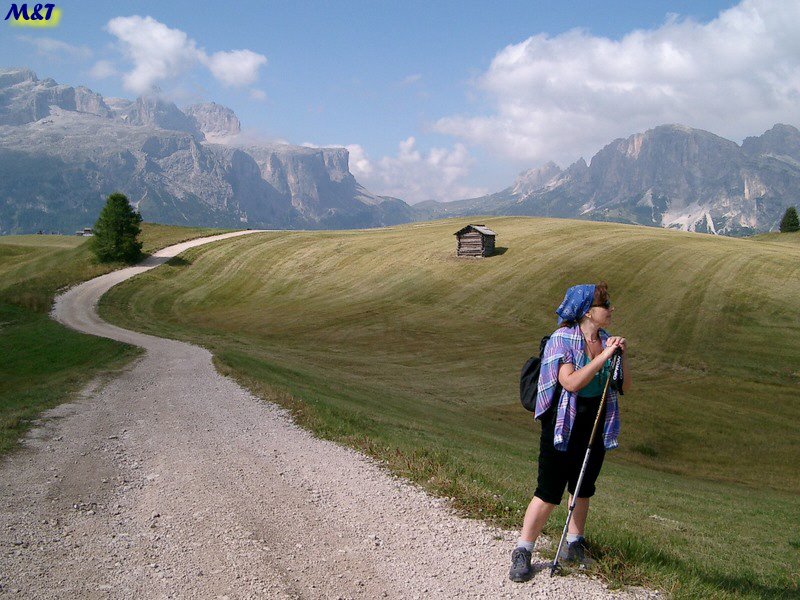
[106, 16, 200, 94]
[347, 138, 487, 203]
[204, 50, 267, 87]
[105, 16, 267, 95]
[435, 0, 800, 167]
[345, 144, 373, 178]
[16, 35, 92, 60]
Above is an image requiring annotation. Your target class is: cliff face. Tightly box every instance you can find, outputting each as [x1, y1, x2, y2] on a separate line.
[0, 68, 410, 234]
[558, 124, 800, 234]
[184, 102, 241, 141]
[570, 125, 755, 233]
[416, 124, 800, 235]
[245, 145, 412, 228]
[110, 96, 204, 139]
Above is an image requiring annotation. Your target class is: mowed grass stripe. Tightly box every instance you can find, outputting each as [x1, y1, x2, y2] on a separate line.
[99, 217, 800, 598]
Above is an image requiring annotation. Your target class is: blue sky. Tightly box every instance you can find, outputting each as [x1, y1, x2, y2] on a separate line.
[3, 0, 799, 202]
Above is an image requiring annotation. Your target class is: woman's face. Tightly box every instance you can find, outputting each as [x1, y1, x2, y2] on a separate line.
[589, 300, 614, 328]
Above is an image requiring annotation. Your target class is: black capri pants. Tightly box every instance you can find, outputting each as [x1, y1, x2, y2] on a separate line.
[534, 395, 606, 505]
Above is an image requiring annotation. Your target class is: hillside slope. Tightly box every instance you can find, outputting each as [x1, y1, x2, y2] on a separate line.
[100, 218, 800, 598]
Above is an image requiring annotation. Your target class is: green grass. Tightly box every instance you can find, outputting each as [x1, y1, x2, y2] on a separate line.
[749, 230, 800, 245]
[0, 223, 234, 454]
[98, 217, 800, 598]
[0, 222, 232, 313]
[0, 303, 137, 452]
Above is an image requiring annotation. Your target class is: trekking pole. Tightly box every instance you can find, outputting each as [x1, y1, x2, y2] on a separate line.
[550, 349, 622, 577]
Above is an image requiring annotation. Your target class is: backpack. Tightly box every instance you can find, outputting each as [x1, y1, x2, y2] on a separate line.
[520, 335, 551, 412]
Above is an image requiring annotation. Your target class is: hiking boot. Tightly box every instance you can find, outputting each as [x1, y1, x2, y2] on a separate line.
[564, 538, 594, 567]
[508, 547, 533, 582]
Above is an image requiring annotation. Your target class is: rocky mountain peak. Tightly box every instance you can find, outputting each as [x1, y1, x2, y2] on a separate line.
[741, 123, 800, 162]
[73, 86, 112, 117]
[592, 124, 741, 179]
[112, 96, 203, 139]
[0, 67, 37, 88]
[184, 102, 241, 141]
[511, 161, 562, 195]
[617, 124, 737, 154]
[0, 67, 111, 125]
[566, 157, 589, 173]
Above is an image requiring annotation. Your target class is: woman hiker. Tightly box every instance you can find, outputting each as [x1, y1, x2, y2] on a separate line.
[509, 282, 631, 582]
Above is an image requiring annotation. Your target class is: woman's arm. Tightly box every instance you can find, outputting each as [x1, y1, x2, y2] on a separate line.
[557, 340, 621, 393]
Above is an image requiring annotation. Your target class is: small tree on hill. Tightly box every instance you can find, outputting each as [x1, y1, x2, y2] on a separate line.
[90, 192, 143, 263]
[780, 206, 799, 233]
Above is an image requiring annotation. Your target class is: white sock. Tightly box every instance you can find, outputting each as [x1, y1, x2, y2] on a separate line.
[566, 533, 584, 543]
[516, 539, 534, 552]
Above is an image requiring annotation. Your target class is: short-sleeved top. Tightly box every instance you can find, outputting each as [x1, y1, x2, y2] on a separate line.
[578, 353, 610, 397]
[533, 324, 620, 451]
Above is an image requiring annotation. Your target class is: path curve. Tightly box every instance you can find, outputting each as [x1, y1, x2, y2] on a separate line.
[0, 231, 655, 599]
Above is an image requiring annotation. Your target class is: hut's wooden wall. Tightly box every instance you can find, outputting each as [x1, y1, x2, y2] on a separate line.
[483, 236, 495, 256]
[456, 231, 495, 257]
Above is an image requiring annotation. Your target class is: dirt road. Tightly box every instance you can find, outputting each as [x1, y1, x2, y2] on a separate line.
[0, 231, 656, 599]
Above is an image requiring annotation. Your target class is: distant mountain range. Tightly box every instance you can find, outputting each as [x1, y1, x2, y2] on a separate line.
[0, 68, 410, 234]
[415, 124, 800, 236]
[1, 67, 798, 236]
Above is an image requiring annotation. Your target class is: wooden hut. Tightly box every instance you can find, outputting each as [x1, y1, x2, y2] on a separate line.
[454, 224, 496, 257]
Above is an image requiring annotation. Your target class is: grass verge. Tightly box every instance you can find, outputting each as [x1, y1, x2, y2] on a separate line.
[0, 302, 139, 453]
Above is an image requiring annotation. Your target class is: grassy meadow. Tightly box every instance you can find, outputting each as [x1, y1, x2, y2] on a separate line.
[0, 223, 232, 454]
[97, 217, 800, 598]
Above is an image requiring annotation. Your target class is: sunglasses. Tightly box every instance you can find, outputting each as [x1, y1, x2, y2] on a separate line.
[592, 301, 612, 309]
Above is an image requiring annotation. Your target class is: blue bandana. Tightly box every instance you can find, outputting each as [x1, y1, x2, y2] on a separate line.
[556, 284, 596, 325]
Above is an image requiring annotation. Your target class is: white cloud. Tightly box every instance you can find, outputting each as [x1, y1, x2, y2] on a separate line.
[16, 35, 92, 60]
[345, 144, 373, 177]
[105, 15, 267, 95]
[435, 0, 800, 167]
[347, 138, 487, 203]
[204, 50, 267, 87]
[249, 88, 267, 101]
[89, 60, 117, 79]
[106, 16, 201, 94]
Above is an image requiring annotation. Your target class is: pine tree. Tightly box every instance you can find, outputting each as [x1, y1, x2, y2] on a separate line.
[90, 192, 143, 263]
[779, 206, 800, 233]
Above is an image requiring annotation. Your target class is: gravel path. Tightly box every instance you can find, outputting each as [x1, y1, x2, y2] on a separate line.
[0, 231, 659, 599]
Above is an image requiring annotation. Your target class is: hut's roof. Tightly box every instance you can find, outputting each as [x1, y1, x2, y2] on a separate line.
[453, 224, 497, 237]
